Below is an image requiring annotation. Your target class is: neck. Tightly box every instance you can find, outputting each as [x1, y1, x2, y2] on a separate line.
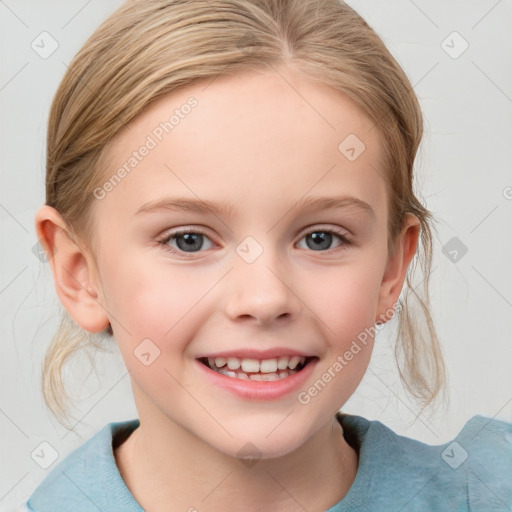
[115, 402, 358, 512]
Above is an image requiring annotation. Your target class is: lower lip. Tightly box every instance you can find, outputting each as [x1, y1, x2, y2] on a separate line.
[195, 358, 318, 401]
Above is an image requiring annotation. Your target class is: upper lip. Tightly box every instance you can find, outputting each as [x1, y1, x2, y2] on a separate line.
[196, 348, 316, 360]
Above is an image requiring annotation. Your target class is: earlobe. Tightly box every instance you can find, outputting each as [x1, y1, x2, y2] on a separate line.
[375, 214, 420, 324]
[34, 205, 110, 333]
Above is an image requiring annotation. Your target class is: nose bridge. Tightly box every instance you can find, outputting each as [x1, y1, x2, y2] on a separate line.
[224, 235, 300, 324]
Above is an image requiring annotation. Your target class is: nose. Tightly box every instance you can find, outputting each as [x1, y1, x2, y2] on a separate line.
[223, 244, 301, 326]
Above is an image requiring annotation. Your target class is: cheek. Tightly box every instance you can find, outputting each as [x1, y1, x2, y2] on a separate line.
[295, 261, 382, 411]
[100, 259, 205, 399]
[98, 253, 209, 352]
[302, 256, 384, 342]
[102, 248, 191, 312]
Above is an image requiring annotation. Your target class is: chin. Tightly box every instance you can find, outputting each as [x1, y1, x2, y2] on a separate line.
[203, 420, 313, 462]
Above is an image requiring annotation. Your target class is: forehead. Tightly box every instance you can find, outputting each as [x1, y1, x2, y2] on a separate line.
[96, 64, 387, 221]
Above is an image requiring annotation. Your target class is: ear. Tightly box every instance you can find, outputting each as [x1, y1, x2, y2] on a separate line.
[375, 214, 420, 324]
[35, 205, 110, 333]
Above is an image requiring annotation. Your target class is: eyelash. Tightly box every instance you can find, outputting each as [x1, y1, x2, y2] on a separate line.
[156, 227, 352, 256]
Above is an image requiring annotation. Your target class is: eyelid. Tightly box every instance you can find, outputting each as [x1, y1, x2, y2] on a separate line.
[297, 224, 351, 241]
[156, 224, 353, 257]
[158, 224, 351, 242]
[158, 225, 214, 239]
[156, 226, 217, 253]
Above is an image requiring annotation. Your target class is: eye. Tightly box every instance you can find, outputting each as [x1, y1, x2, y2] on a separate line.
[157, 226, 351, 256]
[157, 229, 214, 254]
[296, 228, 351, 252]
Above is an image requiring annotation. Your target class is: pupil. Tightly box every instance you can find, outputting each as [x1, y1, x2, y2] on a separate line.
[308, 232, 331, 251]
[177, 233, 202, 252]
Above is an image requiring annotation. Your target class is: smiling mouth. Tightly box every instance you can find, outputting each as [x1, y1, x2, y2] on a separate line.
[197, 356, 316, 381]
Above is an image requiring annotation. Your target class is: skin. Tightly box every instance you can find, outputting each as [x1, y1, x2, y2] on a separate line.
[36, 62, 419, 511]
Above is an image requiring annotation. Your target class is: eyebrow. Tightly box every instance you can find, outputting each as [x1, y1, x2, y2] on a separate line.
[134, 195, 375, 219]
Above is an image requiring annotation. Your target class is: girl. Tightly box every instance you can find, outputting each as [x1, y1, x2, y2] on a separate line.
[26, 0, 512, 510]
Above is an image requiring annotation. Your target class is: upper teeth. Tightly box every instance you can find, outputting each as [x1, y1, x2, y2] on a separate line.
[207, 356, 306, 373]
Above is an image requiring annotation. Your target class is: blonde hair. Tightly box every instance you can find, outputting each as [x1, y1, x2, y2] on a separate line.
[42, 0, 446, 426]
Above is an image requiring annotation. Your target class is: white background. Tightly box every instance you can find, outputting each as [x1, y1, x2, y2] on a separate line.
[1, 0, 511, 509]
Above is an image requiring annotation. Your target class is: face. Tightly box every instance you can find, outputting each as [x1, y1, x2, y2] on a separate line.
[84, 63, 403, 458]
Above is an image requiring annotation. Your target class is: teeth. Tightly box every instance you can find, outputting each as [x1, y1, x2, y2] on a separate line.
[227, 357, 241, 370]
[241, 359, 260, 373]
[216, 367, 298, 380]
[207, 355, 307, 373]
[214, 357, 226, 368]
[260, 359, 278, 373]
[277, 356, 289, 370]
[288, 356, 301, 370]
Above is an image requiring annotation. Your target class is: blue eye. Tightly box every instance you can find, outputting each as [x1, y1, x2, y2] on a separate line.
[158, 230, 214, 253]
[157, 227, 350, 256]
[297, 229, 350, 251]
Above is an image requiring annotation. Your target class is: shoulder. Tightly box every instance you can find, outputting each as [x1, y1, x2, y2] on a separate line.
[334, 412, 512, 511]
[25, 419, 141, 512]
[452, 414, 512, 510]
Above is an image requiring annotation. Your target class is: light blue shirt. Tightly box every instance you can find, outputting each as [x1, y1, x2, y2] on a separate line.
[25, 413, 512, 511]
